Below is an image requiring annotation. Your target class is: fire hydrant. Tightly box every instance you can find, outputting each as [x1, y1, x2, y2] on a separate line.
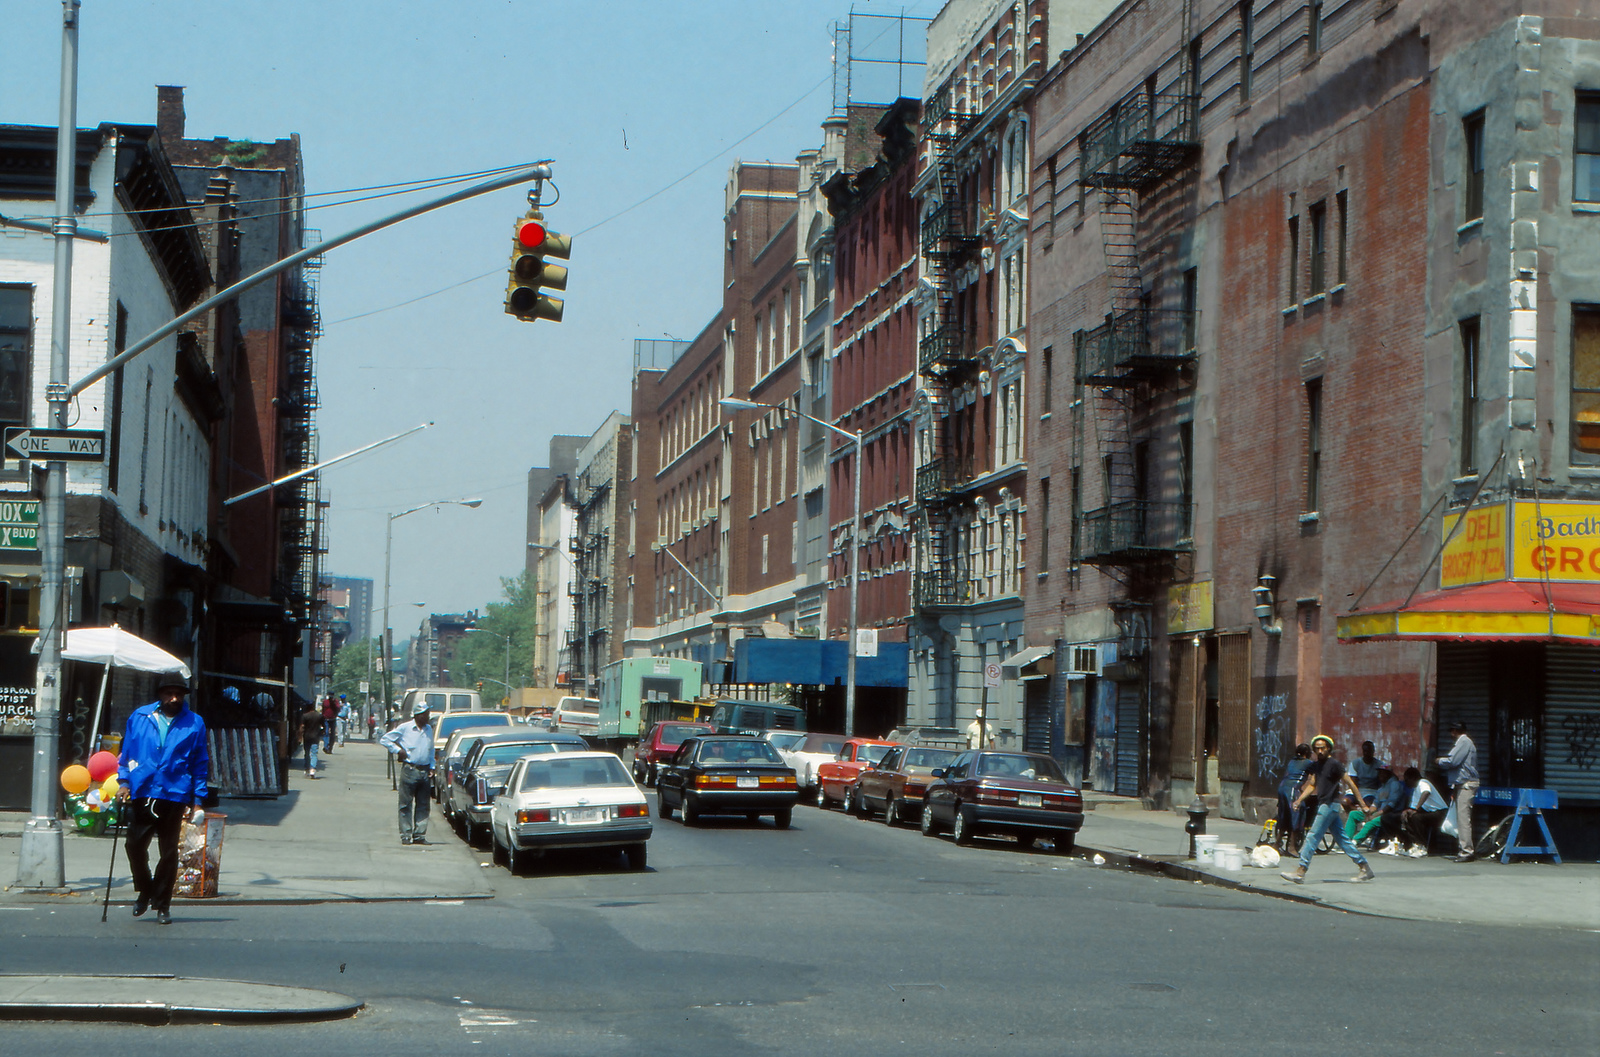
[1185, 796, 1209, 860]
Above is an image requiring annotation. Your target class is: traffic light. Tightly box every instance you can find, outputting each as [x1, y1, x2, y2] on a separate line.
[476, 680, 484, 692]
[505, 211, 570, 322]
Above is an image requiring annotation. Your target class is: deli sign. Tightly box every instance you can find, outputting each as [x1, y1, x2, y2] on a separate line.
[1443, 500, 1600, 586]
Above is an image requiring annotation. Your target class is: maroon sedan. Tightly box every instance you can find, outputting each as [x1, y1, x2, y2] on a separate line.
[919, 750, 1083, 851]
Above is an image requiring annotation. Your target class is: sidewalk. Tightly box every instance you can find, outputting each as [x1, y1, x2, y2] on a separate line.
[1075, 792, 1600, 931]
[0, 740, 492, 905]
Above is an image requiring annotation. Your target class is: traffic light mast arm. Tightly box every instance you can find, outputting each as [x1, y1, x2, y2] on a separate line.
[70, 162, 555, 398]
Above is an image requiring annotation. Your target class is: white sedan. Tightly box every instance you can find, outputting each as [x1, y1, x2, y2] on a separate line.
[778, 732, 848, 793]
[489, 751, 652, 874]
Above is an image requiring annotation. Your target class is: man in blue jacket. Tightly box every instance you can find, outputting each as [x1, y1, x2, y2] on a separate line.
[114, 675, 209, 924]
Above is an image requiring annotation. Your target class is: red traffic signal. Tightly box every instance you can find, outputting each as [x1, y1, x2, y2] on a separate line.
[517, 219, 547, 249]
[505, 211, 570, 323]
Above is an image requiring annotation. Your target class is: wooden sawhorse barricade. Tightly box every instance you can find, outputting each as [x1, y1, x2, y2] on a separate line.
[1474, 786, 1562, 864]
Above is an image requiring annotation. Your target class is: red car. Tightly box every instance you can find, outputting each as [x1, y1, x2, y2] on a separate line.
[815, 738, 898, 810]
[633, 720, 713, 786]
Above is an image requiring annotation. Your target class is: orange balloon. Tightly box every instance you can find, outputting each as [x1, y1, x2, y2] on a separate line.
[60, 764, 91, 795]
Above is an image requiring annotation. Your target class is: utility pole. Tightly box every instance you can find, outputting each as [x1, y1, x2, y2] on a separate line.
[16, 0, 80, 890]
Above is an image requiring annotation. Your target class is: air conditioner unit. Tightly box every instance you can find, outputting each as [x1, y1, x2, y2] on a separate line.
[1069, 642, 1117, 676]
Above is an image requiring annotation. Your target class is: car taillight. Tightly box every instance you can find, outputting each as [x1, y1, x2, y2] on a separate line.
[474, 777, 489, 804]
[694, 775, 738, 788]
[903, 781, 926, 797]
[974, 782, 1017, 805]
[759, 775, 796, 788]
[516, 808, 552, 824]
[616, 803, 649, 818]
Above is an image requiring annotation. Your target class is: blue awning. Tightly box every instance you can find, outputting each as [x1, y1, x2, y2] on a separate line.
[734, 638, 909, 687]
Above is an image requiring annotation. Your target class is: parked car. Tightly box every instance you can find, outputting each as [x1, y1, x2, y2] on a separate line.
[430, 713, 515, 800]
[449, 730, 590, 843]
[553, 696, 600, 737]
[656, 735, 799, 828]
[633, 720, 714, 786]
[763, 730, 806, 754]
[489, 751, 652, 874]
[854, 745, 961, 825]
[919, 750, 1084, 851]
[708, 699, 807, 735]
[815, 738, 898, 809]
[778, 732, 849, 793]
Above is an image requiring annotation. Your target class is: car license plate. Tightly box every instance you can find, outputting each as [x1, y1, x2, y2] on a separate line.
[565, 807, 605, 824]
[1018, 793, 1043, 808]
[737, 776, 759, 789]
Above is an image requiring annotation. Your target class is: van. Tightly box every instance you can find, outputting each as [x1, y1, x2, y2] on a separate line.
[709, 699, 807, 735]
[400, 687, 482, 719]
[553, 696, 600, 737]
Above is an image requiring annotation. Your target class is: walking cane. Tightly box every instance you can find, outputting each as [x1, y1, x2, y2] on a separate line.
[101, 806, 123, 924]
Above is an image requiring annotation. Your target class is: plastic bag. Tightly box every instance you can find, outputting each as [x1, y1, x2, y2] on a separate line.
[1249, 844, 1281, 868]
[1440, 803, 1458, 839]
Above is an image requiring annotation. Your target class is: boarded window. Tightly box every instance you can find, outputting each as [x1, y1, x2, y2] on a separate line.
[1572, 308, 1600, 460]
[1217, 633, 1252, 782]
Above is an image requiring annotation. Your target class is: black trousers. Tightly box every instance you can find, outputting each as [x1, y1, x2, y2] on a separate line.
[125, 797, 187, 911]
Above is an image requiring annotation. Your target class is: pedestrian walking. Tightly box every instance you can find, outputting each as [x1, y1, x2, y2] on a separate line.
[113, 675, 209, 925]
[337, 694, 351, 746]
[1280, 735, 1377, 885]
[299, 702, 324, 778]
[1437, 720, 1480, 862]
[367, 712, 378, 741]
[380, 701, 435, 845]
[322, 695, 338, 754]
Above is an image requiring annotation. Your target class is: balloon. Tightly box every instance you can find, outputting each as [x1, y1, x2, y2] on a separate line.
[60, 765, 91, 794]
[100, 776, 119, 798]
[87, 751, 118, 783]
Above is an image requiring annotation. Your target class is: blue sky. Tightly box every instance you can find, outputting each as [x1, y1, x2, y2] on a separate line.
[1, 0, 940, 631]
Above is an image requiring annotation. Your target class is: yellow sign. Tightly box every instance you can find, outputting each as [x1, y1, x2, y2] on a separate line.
[1167, 581, 1214, 634]
[1511, 500, 1600, 582]
[1440, 503, 1507, 588]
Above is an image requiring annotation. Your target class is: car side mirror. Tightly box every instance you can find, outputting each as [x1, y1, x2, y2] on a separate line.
[930, 768, 945, 778]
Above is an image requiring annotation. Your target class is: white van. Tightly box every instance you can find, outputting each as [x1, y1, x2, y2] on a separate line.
[553, 696, 600, 737]
[399, 687, 482, 720]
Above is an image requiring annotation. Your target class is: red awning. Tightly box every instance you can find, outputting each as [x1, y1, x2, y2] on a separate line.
[1337, 580, 1600, 645]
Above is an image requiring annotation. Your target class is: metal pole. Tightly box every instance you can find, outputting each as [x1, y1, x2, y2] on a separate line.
[17, 0, 80, 889]
[845, 431, 862, 738]
[383, 514, 394, 727]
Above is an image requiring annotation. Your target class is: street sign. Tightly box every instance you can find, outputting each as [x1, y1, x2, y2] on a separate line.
[0, 499, 39, 551]
[4, 427, 105, 462]
[358, 681, 370, 694]
[984, 662, 1001, 688]
[856, 628, 879, 657]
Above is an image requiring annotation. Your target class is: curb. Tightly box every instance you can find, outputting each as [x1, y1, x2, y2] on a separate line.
[0, 974, 363, 1025]
[0, 891, 494, 908]
[1073, 842, 1360, 914]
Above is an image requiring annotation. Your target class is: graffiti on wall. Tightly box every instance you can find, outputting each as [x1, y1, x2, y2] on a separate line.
[1255, 693, 1289, 780]
[1564, 713, 1600, 771]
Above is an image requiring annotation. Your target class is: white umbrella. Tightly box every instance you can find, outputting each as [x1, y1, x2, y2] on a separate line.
[53, 625, 191, 753]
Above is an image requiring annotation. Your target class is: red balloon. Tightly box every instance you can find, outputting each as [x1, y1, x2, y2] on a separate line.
[86, 751, 118, 783]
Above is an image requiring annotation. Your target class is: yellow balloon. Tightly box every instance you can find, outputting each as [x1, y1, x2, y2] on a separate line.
[100, 776, 119, 798]
[60, 764, 91, 795]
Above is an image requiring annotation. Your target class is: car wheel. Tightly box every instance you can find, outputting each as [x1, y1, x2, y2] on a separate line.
[1053, 831, 1076, 854]
[816, 785, 829, 809]
[681, 796, 698, 826]
[884, 798, 899, 826]
[624, 843, 648, 871]
[491, 826, 507, 866]
[920, 802, 937, 836]
[647, 764, 658, 787]
[505, 834, 519, 876]
[773, 809, 792, 830]
[841, 785, 854, 815]
[656, 794, 673, 819]
[952, 807, 973, 846]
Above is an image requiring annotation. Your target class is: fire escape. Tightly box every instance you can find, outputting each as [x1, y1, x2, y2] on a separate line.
[566, 472, 611, 697]
[278, 231, 326, 677]
[914, 86, 981, 609]
[1072, 75, 1199, 570]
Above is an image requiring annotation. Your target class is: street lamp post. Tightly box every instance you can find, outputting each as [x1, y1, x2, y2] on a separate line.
[720, 397, 863, 736]
[465, 627, 512, 705]
[384, 498, 482, 717]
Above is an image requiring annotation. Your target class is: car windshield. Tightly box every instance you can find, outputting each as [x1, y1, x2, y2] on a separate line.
[698, 740, 783, 764]
[519, 756, 633, 791]
[437, 713, 511, 739]
[857, 743, 894, 765]
[765, 732, 805, 752]
[903, 748, 959, 769]
[480, 742, 562, 766]
[658, 723, 705, 747]
[799, 734, 846, 754]
[977, 753, 1066, 781]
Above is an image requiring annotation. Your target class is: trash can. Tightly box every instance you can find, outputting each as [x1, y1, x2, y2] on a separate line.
[173, 810, 226, 898]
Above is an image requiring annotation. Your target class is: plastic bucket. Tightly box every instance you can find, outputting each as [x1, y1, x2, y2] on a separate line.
[1193, 834, 1220, 864]
[1216, 844, 1243, 871]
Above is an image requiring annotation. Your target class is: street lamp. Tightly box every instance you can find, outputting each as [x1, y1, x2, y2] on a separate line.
[720, 396, 864, 736]
[384, 498, 482, 714]
[466, 627, 512, 705]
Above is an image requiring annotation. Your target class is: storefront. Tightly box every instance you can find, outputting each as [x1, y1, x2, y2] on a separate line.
[1339, 499, 1600, 859]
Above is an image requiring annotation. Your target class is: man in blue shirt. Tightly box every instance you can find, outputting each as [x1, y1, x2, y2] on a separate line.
[380, 701, 435, 845]
[1437, 721, 1480, 862]
[114, 675, 209, 925]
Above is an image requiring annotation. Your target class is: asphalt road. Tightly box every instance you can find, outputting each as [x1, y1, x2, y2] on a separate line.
[3, 795, 1595, 1056]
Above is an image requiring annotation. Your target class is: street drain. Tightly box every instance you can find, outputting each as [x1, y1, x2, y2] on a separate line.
[1128, 983, 1177, 992]
[888, 983, 946, 993]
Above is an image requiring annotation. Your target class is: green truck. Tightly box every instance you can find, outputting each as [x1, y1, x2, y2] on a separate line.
[597, 656, 704, 751]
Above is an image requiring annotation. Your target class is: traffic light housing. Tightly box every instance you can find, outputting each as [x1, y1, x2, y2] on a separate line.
[505, 211, 570, 323]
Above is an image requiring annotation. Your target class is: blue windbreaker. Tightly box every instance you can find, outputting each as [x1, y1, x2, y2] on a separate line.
[116, 702, 210, 802]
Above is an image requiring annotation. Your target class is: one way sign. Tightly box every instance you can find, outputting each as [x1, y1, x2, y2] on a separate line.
[4, 427, 106, 463]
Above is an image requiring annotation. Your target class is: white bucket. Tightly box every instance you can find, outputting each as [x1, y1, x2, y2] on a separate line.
[1216, 844, 1244, 871]
[1193, 834, 1220, 864]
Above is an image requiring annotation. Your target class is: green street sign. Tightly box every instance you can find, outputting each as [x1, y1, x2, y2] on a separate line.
[0, 500, 39, 551]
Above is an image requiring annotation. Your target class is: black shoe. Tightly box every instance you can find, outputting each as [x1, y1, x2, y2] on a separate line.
[1452, 853, 1477, 863]
[410, 837, 430, 846]
[132, 896, 149, 918]
[155, 909, 172, 925]
[400, 837, 412, 845]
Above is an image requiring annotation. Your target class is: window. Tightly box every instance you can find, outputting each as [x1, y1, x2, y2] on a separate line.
[1181, 268, 1198, 351]
[1308, 1, 1323, 54]
[1460, 317, 1481, 475]
[109, 303, 127, 492]
[1305, 379, 1322, 512]
[1041, 346, 1053, 413]
[1573, 307, 1600, 460]
[1070, 467, 1081, 566]
[1309, 200, 1327, 295]
[1287, 214, 1300, 304]
[1335, 190, 1348, 286]
[1189, 35, 1203, 102]
[1464, 110, 1485, 222]
[1038, 477, 1051, 573]
[1239, 2, 1255, 103]
[0, 286, 33, 435]
[1577, 93, 1600, 202]
[1179, 421, 1194, 539]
